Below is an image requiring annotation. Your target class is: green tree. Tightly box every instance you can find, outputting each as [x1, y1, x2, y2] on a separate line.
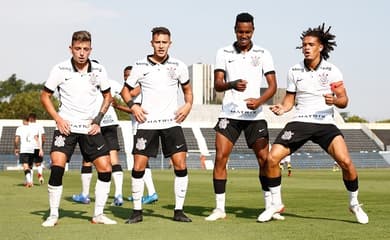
[345, 115, 368, 123]
[0, 74, 25, 100]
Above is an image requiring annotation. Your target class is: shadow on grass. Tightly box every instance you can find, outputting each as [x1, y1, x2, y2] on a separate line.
[31, 208, 90, 222]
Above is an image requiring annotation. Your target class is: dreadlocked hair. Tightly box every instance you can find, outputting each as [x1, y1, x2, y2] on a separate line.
[297, 23, 337, 60]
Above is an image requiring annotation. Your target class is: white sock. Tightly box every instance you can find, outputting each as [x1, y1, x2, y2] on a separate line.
[216, 193, 226, 212]
[37, 165, 43, 175]
[349, 190, 359, 206]
[112, 171, 123, 197]
[132, 177, 144, 210]
[48, 185, 63, 217]
[174, 175, 188, 210]
[25, 171, 31, 184]
[144, 168, 156, 196]
[81, 173, 92, 197]
[94, 179, 110, 217]
[29, 169, 33, 183]
[269, 185, 282, 206]
[263, 191, 272, 209]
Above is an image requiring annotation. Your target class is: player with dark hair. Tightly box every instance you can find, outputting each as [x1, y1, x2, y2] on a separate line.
[121, 26, 193, 223]
[205, 12, 279, 221]
[257, 24, 369, 224]
[28, 113, 46, 184]
[40, 30, 116, 227]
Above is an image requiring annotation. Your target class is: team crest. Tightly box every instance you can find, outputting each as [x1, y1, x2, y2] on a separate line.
[251, 56, 261, 67]
[318, 72, 329, 87]
[281, 130, 294, 141]
[135, 137, 147, 150]
[89, 73, 98, 86]
[218, 118, 229, 129]
[54, 135, 66, 147]
[167, 67, 177, 79]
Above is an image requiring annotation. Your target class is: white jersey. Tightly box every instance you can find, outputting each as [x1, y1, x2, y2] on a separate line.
[125, 55, 189, 130]
[215, 43, 275, 120]
[287, 59, 343, 124]
[99, 79, 122, 127]
[29, 122, 45, 149]
[44, 59, 111, 133]
[15, 124, 36, 154]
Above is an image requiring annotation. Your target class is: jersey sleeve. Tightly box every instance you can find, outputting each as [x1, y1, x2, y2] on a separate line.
[214, 48, 226, 71]
[262, 49, 276, 74]
[44, 64, 63, 92]
[286, 67, 297, 93]
[178, 61, 189, 84]
[97, 65, 111, 92]
[125, 63, 143, 88]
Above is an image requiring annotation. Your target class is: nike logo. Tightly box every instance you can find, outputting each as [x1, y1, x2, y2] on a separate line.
[176, 144, 184, 149]
[65, 77, 71, 81]
[228, 60, 235, 63]
[258, 129, 265, 133]
[143, 72, 150, 76]
[296, 78, 303, 82]
[97, 144, 105, 150]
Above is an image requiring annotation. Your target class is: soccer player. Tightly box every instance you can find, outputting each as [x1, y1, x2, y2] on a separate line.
[121, 26, 193, 223]
[119, 66, 158, 204]
[40, 30, 117, 227]
[28, 113, 46, 184]
[257, 24, 369, 224]
[72, 77, 125, 207]
[205, 12, 279, 221]
[14, 116, 37, 187]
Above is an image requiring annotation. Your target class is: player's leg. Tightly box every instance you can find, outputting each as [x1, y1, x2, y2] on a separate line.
[142, 162, 158, 204]
[110, 150, 124, 206]
[72, 160, 92, 204]
[328, 135, 368, 224]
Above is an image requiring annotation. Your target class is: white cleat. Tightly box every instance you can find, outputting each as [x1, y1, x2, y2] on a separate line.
[91, 214, 117, 225]
[42, 215, 58, 227]
[257, 204, 285, 222]
[349, 204, 369, 224]
[272, 213, 285, 221]
[205, 208, 227, 221]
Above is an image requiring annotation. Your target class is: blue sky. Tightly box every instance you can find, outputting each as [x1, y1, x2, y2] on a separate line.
[0, 0, 389, 121]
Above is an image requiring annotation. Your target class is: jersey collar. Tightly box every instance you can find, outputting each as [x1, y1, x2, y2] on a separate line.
[303, 58, 323, 71]
[71, 58, 92, 73]
[147, 54, 170, 65]
[233, 41, 253, 53]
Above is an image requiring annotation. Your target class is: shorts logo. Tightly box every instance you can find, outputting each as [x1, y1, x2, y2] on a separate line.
[54, 135, 66, 147]
[97, 144, 105, 150]
[218, 118, 229, 129]
[135, 137, 147, 151]
[176, 144, 184, 149]
[281, 131, 294, 141]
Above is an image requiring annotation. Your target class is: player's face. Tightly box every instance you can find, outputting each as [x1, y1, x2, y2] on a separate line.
[124, 69, 131, 80]
[151, 33, 171, 61]
[234, 22, 254, 50]
[69, 40, 92, 65]
[301, 36, 323, 61]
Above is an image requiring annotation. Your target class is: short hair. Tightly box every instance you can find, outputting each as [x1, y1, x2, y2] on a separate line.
[72, 30, 91, 44]
[298, 23, 336, 60]
[235, 12, 254, 27]
[151, 27, 171, 37]
[28, 113, 37, 121]
[124, 66, 133, 71]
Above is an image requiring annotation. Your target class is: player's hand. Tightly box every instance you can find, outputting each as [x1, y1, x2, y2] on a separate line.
[270, 104, 285, 115]
[245, 98, 260, 110]
[323, 93, 335, 106]
[175, 103, 192, 123]
[229, 79, 247, 92]
[88, 123, 101, 135]
[56, 118, 71, 136]
[132, 104, 148, 123]
[39, 149, 44, 157]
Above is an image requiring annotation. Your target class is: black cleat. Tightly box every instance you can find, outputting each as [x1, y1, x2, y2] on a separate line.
[125, 210, 143, 224]
[173, 210, 192, 222]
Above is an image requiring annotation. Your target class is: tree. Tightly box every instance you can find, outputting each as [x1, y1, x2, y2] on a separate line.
[0, 74, 25, 100]
[345, 115, 368, 123]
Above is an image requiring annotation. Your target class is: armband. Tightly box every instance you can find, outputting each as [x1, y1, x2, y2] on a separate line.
[92, 112, 104, 126]
[126, 100, 135, 109]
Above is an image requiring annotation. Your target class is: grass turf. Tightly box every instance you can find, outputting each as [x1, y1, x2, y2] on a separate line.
[0, 168, 389, 240]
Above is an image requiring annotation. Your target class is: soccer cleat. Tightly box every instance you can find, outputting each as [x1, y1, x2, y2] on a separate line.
[173, 210, 192, 222]
[112, 194, 123, 206]
[205, 208, 226, 221]
[91, 214, 117, 224]
[24, 182, 33, 188]
[257, 204, 285, 222]
[72, 193, 91, 204]
[349, 204, 369, 224]
[42, 215, 58, 227]
[127, 196, 134, 201]
[38, 174, 44, 185]
[142, 193, 159, 204]
[272, 213, 285, 221]
[125, 210, 143, 224]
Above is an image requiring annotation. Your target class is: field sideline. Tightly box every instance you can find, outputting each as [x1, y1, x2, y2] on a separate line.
[0, 169, 389, 240]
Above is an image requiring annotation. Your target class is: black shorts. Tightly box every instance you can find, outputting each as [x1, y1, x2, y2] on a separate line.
[101, 125, 120, 151]
[19, 153, 34, 166]
[33, 149, 43, 163]
[132, 126, 187, 158]
[274, 121, 343, 153]
[214, 118, 269, 148]
[50, 130, 110, 162]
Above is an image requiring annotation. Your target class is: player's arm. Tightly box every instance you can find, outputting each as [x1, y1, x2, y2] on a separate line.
[245, 71, 277, 110]
[89, 89, 113, 135]
[324, 80, 348, 108]
[14, 135, 20, 155]
[269, 92, 296, 115]
[41, 88, 70, 135]
[214, 70, 247, 92]
[175, 82, 193, 123]
[121, 83, 147, 123]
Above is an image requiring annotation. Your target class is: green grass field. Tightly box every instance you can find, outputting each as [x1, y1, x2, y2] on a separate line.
[1, 168, 389, 240]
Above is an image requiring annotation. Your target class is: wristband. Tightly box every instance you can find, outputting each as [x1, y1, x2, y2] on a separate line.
[126, 100, 135, 109]
[92, 112, 104, 126]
